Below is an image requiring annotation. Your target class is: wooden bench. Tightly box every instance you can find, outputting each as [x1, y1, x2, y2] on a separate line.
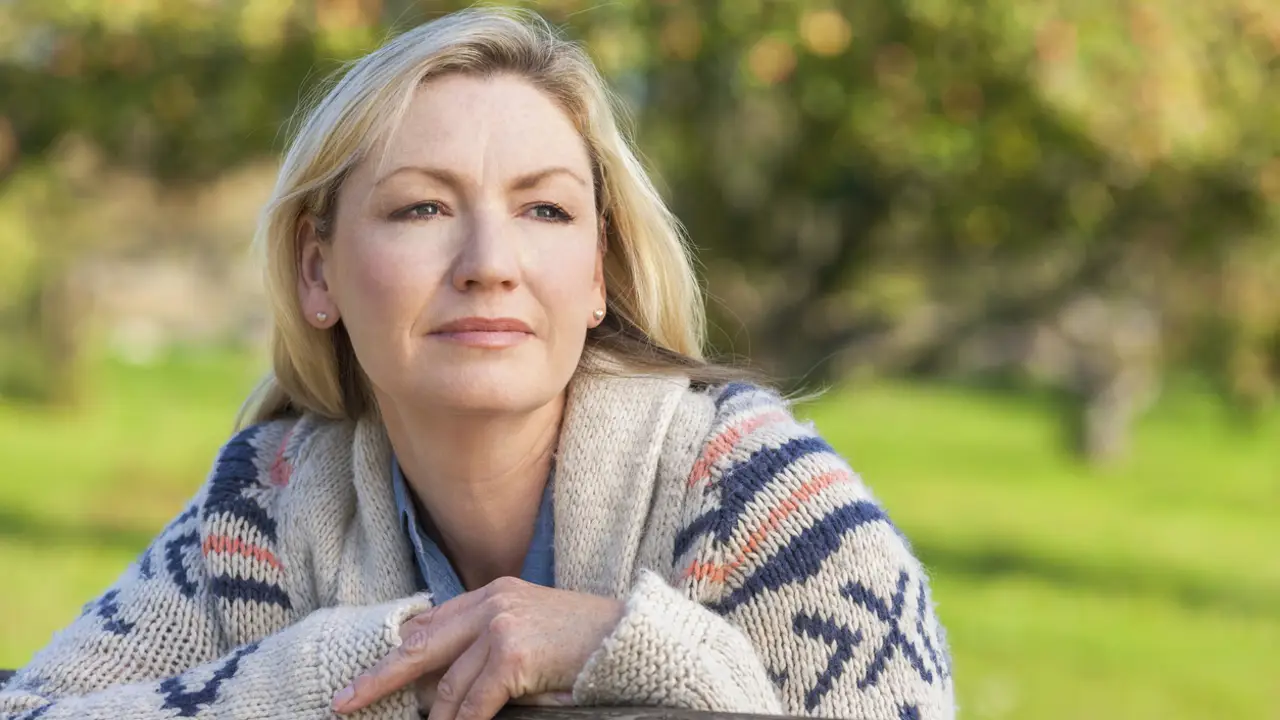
[0, 669, 793, 719]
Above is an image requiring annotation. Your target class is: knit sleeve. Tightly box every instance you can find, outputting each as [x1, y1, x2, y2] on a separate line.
[573, 384, 956, 720]
[0, 426, 430, 720]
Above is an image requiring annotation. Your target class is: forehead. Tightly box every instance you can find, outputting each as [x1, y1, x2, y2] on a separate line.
[373, 73, 591, 178]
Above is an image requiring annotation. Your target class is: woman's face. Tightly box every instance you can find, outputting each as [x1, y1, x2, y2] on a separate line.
[298, 73, 606, 414]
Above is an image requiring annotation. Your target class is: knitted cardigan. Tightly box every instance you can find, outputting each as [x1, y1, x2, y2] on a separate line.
[0, 374, 955, 720]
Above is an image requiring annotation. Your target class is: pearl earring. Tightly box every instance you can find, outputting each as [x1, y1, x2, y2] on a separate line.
[315, 311, 329, 323]
[593, 308, 605, 321]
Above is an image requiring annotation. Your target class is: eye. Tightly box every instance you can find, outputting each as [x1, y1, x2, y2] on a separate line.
[527, 203, 573, 223]
[391, 201, 445, 221]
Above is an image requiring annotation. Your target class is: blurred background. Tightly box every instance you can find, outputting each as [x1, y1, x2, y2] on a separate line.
[1, 0, 1277, 717]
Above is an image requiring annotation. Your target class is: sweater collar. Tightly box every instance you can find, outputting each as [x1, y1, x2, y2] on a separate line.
[333, 371, 690, 604]
[551, 371, 690, 598]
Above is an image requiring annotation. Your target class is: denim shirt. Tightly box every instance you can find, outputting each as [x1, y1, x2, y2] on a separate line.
[390, 455, 556, 602]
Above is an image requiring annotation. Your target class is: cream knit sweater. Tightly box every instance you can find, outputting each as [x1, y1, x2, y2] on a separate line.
[0, 374, 954, 720]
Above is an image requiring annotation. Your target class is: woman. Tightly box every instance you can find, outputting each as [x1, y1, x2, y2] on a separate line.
[0, 8, 953, 720]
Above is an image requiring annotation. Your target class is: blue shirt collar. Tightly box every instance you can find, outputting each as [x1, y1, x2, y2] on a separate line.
[390, 454, 556, 602]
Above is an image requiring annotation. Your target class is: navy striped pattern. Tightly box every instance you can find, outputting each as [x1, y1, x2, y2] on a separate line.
[200, 423, 295, 615]
[676, 383, 950, 715]
[201, 426, 277, 543]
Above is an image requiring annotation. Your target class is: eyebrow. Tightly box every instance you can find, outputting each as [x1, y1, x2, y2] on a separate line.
[372, 165, 590, 192]
[510, 166, 590, 191]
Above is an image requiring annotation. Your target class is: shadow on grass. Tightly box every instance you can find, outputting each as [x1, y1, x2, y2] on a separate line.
[0, 508, 154, 553]
[913, 537, 1277, 618]
[1, 506, 1274, 618]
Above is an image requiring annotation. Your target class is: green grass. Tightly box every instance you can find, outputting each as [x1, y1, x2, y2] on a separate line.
[803, 383, 1280, 718]
[0, 350, 265, 661]
[1, 352, 1277, 719]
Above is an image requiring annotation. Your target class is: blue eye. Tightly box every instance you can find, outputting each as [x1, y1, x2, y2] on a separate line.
[393, 202, 443, 220]
[530, 204, 572, 222]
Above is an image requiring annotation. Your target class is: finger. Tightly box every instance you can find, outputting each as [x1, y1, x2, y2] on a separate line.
[408, 577, 520, 635]
[427, 637, 490, 720]
[509, 691, 574, 707]
[413, 672, 444, 711]
[335, 579, 527, 713]
[434, 651, 514, 720]
[333, 607, 489, 714]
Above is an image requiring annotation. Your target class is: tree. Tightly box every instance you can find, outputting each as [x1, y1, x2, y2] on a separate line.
[1, 0, 1277, 462]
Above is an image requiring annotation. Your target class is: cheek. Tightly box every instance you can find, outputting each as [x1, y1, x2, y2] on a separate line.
[531, 243, 599, 318]
[331, 232, 439, 330]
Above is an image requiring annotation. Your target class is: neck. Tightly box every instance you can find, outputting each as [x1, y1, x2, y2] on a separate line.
[379, 393, 563, 592]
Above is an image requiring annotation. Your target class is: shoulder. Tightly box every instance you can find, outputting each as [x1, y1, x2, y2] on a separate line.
[669, 384, 955, 715]
[205, 419, 300, 496]
[192, 415, 355, 624]
[203, 414, 353, 503]
[680, 380, 851, 502]
[196, 418, 305, 587]
[668, 380, 889, 546]
[657, 380, 825, 493]
[658, 379, 786, 441]
[197, 414, 362, 538]
[675, 381, 830, 480]
[202, 416, 318, 516]
[197, 415, 358, 553]
[673, 382, 913, 601]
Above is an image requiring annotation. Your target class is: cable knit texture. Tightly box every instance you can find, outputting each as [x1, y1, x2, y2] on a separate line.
[0, 374, 954, 719]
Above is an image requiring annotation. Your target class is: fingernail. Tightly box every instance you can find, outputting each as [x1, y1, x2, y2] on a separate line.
[332, 685, 355, 711]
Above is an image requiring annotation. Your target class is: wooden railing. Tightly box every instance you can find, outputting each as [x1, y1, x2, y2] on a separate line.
[0, 669, 792, 719]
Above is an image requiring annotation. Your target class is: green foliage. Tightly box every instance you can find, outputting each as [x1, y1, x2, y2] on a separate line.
[607, 0, 1277, 380]
[0, 0, 353, 183]
[0, 0, 1277, 444]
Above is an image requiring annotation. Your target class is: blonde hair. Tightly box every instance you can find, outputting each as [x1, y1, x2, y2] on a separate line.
[241, 7, 748, 425]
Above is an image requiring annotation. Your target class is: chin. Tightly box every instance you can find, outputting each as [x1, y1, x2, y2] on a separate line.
[419, 365, 559, 415]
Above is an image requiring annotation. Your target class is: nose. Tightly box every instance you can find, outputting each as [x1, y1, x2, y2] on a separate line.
[450, 206, 520, 293]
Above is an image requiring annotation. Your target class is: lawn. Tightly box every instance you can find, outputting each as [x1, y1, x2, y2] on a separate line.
[1, 351, 1276, 719]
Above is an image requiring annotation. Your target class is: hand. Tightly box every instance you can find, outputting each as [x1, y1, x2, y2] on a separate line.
[332, 576, 626, 720]
[414, 675, 571, 712]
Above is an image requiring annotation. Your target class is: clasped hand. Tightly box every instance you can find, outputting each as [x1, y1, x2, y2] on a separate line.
[332, 576, 625, 720]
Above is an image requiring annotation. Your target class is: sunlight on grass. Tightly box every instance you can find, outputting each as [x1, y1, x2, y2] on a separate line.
[0, 350, 266, 666]
[939, 574, 1280, 719]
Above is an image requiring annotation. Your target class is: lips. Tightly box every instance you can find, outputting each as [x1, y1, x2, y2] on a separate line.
[431, 317, 533, 334]
[429, 317, 533, 349]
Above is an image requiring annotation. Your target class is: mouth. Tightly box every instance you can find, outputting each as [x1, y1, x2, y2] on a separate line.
[429, 317, 533, 349]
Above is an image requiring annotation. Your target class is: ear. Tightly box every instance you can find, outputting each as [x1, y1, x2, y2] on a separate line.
[297, 216, 338, 329]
